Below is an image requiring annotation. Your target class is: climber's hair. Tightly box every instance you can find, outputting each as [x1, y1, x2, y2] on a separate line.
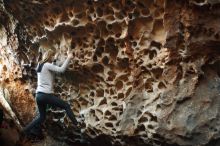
[39, 49, 55, 64]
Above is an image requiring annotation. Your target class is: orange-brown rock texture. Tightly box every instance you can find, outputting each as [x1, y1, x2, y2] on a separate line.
[1, 0, 220, 146]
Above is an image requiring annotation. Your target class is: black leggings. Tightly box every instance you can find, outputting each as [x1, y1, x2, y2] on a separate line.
[24, 92, 78, 133]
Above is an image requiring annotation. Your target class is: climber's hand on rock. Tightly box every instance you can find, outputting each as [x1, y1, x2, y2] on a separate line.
[67, 48, 74, 59]
[54, 52, 59, 60]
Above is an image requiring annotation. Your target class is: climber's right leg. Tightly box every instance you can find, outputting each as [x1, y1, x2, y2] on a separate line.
[46, 94, 78, 126]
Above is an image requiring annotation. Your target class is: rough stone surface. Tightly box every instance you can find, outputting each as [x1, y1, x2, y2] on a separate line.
[1, 0, 220, 146]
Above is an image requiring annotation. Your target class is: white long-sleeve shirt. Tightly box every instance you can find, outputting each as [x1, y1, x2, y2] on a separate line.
[36, 57, 71, 94]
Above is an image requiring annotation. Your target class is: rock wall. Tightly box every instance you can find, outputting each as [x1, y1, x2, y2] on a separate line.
[1, 0, 220, 145]
[0, 1, 36, 125]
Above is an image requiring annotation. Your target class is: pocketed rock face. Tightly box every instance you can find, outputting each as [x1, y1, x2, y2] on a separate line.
[1, 0, 220, 146]
[0, 2, 36, 125]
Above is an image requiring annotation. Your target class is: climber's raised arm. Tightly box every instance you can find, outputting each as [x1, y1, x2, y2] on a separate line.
[46, 49, 73, 73]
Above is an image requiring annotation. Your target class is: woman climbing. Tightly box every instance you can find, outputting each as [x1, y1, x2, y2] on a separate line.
[23, 48, 79, 136]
